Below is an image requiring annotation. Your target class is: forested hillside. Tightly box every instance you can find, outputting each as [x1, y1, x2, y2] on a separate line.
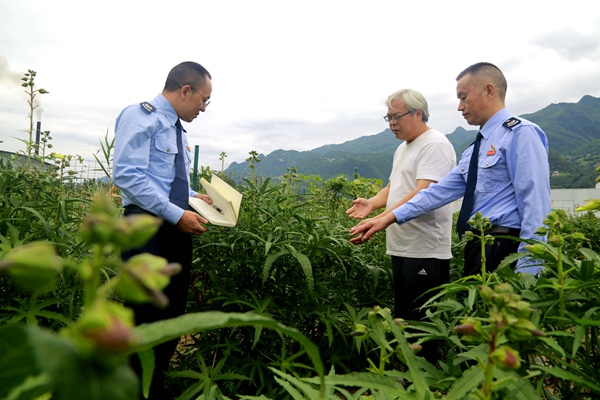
[226, 96, 600, 188]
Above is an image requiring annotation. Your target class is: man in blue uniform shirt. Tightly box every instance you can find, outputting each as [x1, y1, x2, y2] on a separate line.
[113, 61, 213, 399]
[350, 62, 551, 276]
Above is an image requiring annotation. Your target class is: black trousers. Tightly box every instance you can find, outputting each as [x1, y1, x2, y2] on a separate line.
[463, 232, 520, 277]
[391, 256, 450, 321]
[122, 208, 192, 400]
[391, 256, 450, 364]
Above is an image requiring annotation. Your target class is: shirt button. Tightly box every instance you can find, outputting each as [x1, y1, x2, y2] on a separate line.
[461, 167, 465, 172]
[167, 149, 171, 152]
[485, 162, 489, 166]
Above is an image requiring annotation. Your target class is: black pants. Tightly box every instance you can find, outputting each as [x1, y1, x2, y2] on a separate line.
[463, 233, 520, 277]
[122, 208, 192, 400]
[391, 256, 450, 364]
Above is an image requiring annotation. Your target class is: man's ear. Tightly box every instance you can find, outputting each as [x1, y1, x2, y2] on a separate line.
[179, 84, 192, 99]
[484, 83, 496, 99]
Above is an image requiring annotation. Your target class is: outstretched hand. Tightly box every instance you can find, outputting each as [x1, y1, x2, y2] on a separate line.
[349, 212, 396, 245]
[346, 198, 374, 219]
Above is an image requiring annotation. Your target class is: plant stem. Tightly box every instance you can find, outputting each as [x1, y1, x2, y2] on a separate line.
[481, 332, 496, 399]
[84, 244, 103, 308]
[479, 230, 487, 283]
[557, 245, 565, 318]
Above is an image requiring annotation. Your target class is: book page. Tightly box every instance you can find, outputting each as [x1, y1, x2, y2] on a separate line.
[208, 174, 243, 220]
[188, 197, 235, 227]
[188, 175, 242, 227]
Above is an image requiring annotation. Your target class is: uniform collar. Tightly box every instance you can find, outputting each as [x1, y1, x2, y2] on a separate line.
[480, 108, 510, 139]
[153, 94, 179, 127]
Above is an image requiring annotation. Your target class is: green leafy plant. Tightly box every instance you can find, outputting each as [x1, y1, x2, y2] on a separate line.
[0, 194, 326, 400]
[19, 69, 50, 168]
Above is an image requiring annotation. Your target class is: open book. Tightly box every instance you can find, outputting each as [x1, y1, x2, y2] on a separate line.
[188, 174, 243, 227]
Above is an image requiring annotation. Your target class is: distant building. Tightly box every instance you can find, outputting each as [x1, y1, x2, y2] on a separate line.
[0, 150, 52, 169]
[452, 184, 600, 215]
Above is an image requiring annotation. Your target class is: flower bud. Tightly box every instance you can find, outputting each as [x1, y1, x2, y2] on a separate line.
[117, 254, 181, 307]
[453, 323, 477, 336]
[394, 318, 408, 327]
[548, 235, 564, 247]
[576, 199, 600, 212]
[49, 152, 65, 159]
[80, 214, 115, 246]
[479, 285, 495, 303]
[117, 214, 162, 250]
[77, 301, 137, 352]
[410, 344, 422, 353]
[491, 346, 521, 370]
[0, 242, 62, 293]
[524, 244, 547, 256]
[350, 323, 369, 337]
[571, 232, 589, 243]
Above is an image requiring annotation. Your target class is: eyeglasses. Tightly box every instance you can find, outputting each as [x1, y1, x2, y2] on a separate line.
[383, 111, 411, 123]
[179, 84, 211, 107]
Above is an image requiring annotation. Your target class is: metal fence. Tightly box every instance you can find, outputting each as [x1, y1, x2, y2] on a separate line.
[0, 151, 110, 184]
[66, 158, 110, 183]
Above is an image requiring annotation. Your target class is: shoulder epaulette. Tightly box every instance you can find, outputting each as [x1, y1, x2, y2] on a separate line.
[503, 117, 521, 129]
[140, 102, 156, 114]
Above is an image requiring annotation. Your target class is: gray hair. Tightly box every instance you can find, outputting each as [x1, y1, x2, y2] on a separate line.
[385, 89, 430, 122]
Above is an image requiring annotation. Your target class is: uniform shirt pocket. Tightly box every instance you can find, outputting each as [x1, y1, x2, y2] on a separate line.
[457, 158, 470, 181]
[185, 145, 192, 168]
[477, 154, 508, 192]
[149, 135, 177, 177]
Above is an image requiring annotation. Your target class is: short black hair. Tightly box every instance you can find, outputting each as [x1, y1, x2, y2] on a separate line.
[456, 62, 507, 100]
[164, 61, 211, 92]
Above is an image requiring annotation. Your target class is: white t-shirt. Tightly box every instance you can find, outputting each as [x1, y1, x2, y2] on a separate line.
[386, 129, 456, 259]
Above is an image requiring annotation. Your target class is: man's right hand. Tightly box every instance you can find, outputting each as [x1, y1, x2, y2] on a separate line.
[176, 210, 209, 235]
[346, 198, 374, 219]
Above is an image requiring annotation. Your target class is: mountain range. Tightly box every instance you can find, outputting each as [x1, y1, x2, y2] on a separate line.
[226, 95, 600, 188]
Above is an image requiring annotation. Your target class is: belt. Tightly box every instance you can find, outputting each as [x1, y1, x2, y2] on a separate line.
[123, 204, 155, 216]
[470, 226, 520, 236]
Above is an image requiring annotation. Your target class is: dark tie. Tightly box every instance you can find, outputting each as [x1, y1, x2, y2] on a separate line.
[169, 119, 189, 210]
[456, 132, 483, 235]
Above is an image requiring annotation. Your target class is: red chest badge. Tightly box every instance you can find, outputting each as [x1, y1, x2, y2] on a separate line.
[486, 144, 496, 156]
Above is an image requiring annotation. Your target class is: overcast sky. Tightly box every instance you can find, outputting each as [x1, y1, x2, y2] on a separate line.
[1, 1, 599, 170]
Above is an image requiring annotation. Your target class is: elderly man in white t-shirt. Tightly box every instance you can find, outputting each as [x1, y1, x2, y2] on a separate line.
[347, 88, 456, 363]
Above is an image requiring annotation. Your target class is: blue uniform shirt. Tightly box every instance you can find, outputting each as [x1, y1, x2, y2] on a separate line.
[391, 108, 551, 274]
[113, 94, 198, 225]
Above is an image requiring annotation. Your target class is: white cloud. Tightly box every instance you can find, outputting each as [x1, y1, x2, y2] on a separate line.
[1, 0, 600, 170]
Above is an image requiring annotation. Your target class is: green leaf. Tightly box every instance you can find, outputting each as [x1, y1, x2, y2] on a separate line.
[133, 311, 325, 389]
[493, 369, 541, 400]
[137, 349, 155, 399]
[378, 309, 432, 396]
[537, 336, 566, 358]
[4, 373, 51, 400]
[304, 372, 400, 392]
[445, 366, 483, 400]
[572, 324, 585, 357]
[270, 368, 323, 399]
[290, 250, 314, 292]
[0, 325, 139, 400]
[534, 366, 600, 393]
[262, 250, 288, 283]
